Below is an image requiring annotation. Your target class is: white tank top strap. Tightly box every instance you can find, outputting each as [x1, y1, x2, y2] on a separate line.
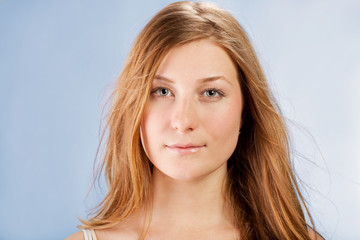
[82, 229, 97, 240]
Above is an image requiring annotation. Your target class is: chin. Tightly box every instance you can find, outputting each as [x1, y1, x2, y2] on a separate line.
[153, 161, 227, 183]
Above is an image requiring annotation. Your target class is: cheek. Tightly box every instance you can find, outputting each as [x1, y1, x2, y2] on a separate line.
[142, 105, 167, 132]
[204, 100, 242, 141]
[140, 105, 166, 155]
[204, 101, 242, 163]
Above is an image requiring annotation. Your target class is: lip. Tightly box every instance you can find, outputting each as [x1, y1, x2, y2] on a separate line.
[165, 144, 205, 155]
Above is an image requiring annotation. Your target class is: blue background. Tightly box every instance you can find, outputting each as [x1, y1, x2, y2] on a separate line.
[1, 0, 359, 239]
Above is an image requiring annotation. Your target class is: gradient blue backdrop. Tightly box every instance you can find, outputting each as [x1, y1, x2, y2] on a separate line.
[1, 0, 359, 239]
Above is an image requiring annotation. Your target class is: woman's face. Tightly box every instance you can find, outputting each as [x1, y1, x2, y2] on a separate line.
[140, 39, 243, 181]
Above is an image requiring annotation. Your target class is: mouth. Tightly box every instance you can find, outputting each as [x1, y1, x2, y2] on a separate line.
[165, 144, 206, 155]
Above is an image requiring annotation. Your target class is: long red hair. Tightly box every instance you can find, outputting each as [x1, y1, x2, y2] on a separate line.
[81, 2, 318, 239]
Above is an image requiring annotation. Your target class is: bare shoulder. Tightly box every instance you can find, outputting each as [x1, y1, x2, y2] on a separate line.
[307, 226, 325, 240]
[65, 231, 84, 240]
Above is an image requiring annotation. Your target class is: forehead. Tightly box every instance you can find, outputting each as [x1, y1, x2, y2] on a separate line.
[154, 39, 238, 85]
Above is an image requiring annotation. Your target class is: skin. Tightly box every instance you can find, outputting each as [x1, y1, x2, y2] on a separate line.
[66, 39, 243, 240]
[139, 39, 243, 239]
[65, 39, 325, 240]
[140, 39, 243, 182]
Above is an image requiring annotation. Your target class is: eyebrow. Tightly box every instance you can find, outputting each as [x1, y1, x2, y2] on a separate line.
[154, 74, 233, 86]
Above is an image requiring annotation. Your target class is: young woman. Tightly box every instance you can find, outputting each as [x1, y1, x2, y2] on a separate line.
[67, 1, 324, 239]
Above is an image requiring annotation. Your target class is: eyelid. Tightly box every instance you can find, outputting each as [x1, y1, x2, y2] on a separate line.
[150, 86, 174, 97]
[150, 86, 225, 99]
[201, 88, 225, 98]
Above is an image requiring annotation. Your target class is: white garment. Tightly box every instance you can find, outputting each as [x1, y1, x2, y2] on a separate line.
[82, 229, 97, 240]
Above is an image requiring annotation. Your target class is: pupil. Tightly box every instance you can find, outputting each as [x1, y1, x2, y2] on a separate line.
[209, 90, 214, 96]
[161, 89, 167, 95]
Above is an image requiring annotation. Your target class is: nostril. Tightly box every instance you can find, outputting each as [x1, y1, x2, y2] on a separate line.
[171, 117, 196, 132]
[170, 100, 198, 132]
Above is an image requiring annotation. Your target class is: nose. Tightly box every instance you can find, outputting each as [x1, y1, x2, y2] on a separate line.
[170, 97, 199, 133]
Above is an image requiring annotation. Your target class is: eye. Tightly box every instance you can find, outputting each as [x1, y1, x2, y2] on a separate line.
[204, 89, 218, 97]
[151, 87, 172, 97]
[157, 88, 170, 96]
[202, 88, 224, 98]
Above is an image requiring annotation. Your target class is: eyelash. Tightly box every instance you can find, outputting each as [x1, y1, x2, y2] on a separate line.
[150, 87, 173, 97]
[150, 86, 225, 99]
[201, 88, 225, 98]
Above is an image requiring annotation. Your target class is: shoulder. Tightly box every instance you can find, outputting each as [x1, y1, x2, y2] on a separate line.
[65, 231, 84, 240]
[307, 226, 325, 240]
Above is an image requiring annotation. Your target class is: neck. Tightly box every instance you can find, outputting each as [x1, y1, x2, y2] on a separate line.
[148, 165, 233, 229]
